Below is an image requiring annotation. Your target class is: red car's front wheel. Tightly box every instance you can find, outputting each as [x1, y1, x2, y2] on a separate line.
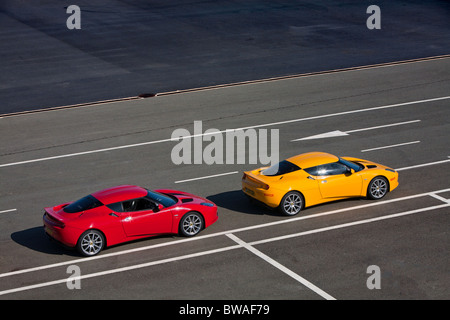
[179, 212, 204, 237]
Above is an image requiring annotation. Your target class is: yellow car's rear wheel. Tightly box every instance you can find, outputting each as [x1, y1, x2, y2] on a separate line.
[279, 191, 304, 216]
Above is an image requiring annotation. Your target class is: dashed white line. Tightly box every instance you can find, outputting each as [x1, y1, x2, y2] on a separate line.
[395, 158, 450, 171]
[0, 208, 17, 214]
[361, 141, 420, 152]
[174, 171, 239, 184]
[226, 233, 336, 300]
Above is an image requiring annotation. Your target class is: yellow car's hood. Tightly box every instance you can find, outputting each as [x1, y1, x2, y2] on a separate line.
[341, 157, 396, 171]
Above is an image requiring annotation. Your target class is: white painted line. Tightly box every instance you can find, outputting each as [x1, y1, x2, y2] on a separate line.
[346, 120, 421, 133]
[291, 130, 349, 141]
[1, 200, 447, 297]
[292, 120, 421, 141]
[395, 159, 450, 171]
[428, 193, 450, 204]
[0, 96, 448, 168]
[0, 138, 176, 168]
[361, 141, 420, 152]
[1, 187, 449, 280]
[0, 209, 17, 214]
[239, 96, 448, 131]
[174, 171, 239, 184]
[249, 203, 450, 246]
[226, 233, 336, 300]
[0, 245, 241, 297]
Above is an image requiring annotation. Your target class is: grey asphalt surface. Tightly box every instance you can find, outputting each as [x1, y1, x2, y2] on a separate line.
[0, 57, 449, 300]
[1, 0, 450, 113]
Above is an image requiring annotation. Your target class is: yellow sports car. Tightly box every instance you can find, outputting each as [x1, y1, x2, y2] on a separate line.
[242, 152, 399, 216]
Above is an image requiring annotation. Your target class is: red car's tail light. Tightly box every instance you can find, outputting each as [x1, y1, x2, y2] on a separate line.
[44, 212, 65, 228]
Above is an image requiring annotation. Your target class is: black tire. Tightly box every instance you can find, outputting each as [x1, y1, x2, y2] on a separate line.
[179, 212, 204, 237]
[367, 176, 389, 200]
[76, 229, 105, 256]
[279, 191, 304, 216]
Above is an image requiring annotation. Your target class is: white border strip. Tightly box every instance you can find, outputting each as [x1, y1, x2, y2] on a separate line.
[226, 233, 336, 300]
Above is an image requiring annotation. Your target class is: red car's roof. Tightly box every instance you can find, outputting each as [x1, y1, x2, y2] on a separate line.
[91, 185, 147, 204]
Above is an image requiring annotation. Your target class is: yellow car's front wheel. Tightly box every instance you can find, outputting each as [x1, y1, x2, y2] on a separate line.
[279, 191, 304, 216]
[367, 176, 389, 200]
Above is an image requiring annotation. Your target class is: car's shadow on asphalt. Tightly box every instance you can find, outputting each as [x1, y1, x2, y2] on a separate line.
[11, 227, 80, 256]
[207, 190, 280, 216]
[11, 227, 181, 257]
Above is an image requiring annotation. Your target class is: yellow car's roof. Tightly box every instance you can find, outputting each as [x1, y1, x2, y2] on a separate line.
[286, 152, 339, 168]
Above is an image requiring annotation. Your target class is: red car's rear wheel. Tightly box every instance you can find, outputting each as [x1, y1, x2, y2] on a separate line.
[77, 229, 105, 256]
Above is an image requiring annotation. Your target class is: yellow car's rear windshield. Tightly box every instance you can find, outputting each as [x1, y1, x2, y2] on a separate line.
[262, 160, 301, 176]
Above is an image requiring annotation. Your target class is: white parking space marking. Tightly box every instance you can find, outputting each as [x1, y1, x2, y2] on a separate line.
[428, 193, 450, 204]
[226, 233, 336, 300]
[1, 188, 449, 295]
[1, 197, 448, 297]
[0, 96, 448, 168]
[250, 203, 450, 246]
[361, 141, 421, 152]
[1, 188, 449, 279]
[174, 171, 239, 184]
[0, 245, 241, 297]
[0, 208, 17, 214]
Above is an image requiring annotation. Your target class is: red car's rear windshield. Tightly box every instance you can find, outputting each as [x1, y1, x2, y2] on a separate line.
[63, 195, 104, 213]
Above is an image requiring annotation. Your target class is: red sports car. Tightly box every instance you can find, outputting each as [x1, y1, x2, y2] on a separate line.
[43, 185, 218, 256]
